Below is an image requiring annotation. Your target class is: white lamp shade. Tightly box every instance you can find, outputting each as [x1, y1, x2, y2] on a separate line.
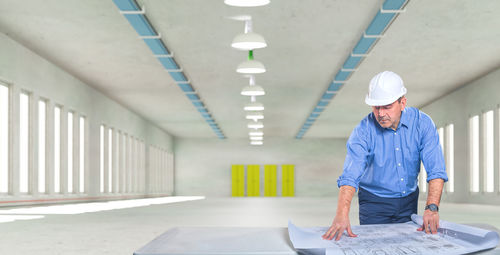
[232, 32, 267, 50]
[250, 141, 263, 145]
[246, 112, 264, 120]
[241, 85, 265, 96]
[249, 131, 263, 136]
[224, 0, 270, 7]
[248, 121, 264, 129]
[237, 60, 266, 74]
[244, 102, 264, 111]
[250, 136, 263, 141]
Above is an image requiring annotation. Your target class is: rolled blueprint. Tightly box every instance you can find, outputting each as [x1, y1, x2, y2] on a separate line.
[288, 214, 499, 255]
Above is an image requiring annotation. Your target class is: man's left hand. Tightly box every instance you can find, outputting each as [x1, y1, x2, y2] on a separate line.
[417, 209, 439, 234]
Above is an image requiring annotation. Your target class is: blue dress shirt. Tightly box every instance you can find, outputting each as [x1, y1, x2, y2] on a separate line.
[337, 107, 448, 198]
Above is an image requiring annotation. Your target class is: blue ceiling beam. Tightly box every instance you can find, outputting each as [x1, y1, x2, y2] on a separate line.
[327, 82, 343, 92]
[123, 15, 157, 36]
[317, 101, 329, 107]
[144, 39, 170, 55]
[365, 12, 395, 35]
[334, 70, 352, 81]
[352, 36, 377, 55]
[296, 0, 407, 139]
[112, 0, 138, 11]
[158, 57, 180, 70]
[321, 92, 335, 100]
[383, 0, 407, 10]
[342, 56, 362, 69]
[169, 72, 188, 82]
[113, 0, 225, 139]
[178, 83, 194, 93]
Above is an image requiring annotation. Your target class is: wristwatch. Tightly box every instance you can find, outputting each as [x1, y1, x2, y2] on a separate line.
[425, 203, 439, 212]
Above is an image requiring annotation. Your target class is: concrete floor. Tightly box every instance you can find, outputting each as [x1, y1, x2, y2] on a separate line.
[0, 197, 499, 255]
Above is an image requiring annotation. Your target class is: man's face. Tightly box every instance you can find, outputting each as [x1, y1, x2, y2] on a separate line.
[372, 97, 407, 130]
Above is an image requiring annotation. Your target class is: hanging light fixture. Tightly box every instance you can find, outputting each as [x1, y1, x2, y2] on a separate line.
[250, 140, 263, 145]
[248, 121, 264, 129]
[241, 75, 265, 96]
[244, 102, 264, 111]
[246, 112, 264, 120]
[241, 84, 265, 96]
[237, 50, 266, 74]
[224, 0, 270, 7]
[249, 131, 263, 136]
[244, 94, 264, 111]
[228, 15, 268, 140]
[231, 17, 267, 51]
[232, 32, 267, 50]
[237, 60, 266, 74]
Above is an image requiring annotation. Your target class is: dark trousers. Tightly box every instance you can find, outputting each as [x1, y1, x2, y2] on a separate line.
[358, 187, 419, 225]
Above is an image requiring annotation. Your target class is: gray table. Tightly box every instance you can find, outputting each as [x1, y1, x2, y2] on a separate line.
[134, 227, 300, 255]
[134, 226, 500, 255]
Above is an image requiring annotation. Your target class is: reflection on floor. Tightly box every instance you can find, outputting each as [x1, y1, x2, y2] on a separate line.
[0, 197, 499, 255]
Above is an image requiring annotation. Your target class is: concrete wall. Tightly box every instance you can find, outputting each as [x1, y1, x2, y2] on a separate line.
[174, 137, 348, 197]
[0, 32, 174, 204]
[421, 66, 500, 205]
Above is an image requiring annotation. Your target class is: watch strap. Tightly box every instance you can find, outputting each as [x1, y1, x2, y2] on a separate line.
[425, 203, 439, 212]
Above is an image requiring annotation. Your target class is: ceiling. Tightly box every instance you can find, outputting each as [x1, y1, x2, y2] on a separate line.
[0, 0, 499, 139]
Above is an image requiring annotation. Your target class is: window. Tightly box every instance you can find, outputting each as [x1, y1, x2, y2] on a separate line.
[420, 164, 427, 193]
[140, 141, 144, 192]
[115, 131, 120, 193]
[19, 92, 29, 193]
[0, 84, 8, 193]
[445, 124, 454, 193]
[131, 138, 136, 193]
[126, 135, 131, 193]
[54, 106, 61, 193]
[38, 100, 47, 193]
[79, 117, 85, 193]
[437, 127, 444, 153]
[67, 112, 73, 193]
[108, 128, 113, 193]
[470, 115, 479, 193]
[484, 111, 494, 193]
[100, 125, 104, 193]
[122, 133, 126, 193]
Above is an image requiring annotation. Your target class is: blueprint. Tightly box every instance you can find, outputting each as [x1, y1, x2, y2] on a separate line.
[288, 214, 499, 255]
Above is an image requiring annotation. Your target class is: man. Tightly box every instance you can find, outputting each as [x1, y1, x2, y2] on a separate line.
[322, 71, 448, 241]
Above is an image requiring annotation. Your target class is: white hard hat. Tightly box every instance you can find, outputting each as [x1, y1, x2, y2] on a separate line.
[365, 71, 407, 106]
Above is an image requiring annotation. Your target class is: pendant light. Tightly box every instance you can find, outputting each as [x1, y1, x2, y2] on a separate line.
[246, 112, 264, 120]
[249, 131, 264, 136]
[224, 0, 270, 7]
[241, 75, 265, 96]
[248, 121, 264, 129]
[250, 140, 263, 145]
[237, 50, 266, 74]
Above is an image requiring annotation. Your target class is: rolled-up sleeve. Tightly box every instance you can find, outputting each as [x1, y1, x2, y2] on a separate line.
[419, 114, 448, 183]
[337, 123, 370, 191]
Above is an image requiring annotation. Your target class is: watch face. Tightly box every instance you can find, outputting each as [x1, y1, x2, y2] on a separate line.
[426, 204, 438, 212]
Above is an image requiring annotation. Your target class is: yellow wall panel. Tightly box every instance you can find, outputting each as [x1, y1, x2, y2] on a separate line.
[282, 164, 295, 197]
[247, 165, 260, 196]
[264, 165, 277, 197]
[231, 165, 244, 196]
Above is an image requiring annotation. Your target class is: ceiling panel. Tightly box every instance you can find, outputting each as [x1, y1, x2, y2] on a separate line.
[0, 0, 499, 139]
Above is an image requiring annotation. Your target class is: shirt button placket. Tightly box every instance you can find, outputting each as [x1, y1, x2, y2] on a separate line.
[394, 131, 405, 195]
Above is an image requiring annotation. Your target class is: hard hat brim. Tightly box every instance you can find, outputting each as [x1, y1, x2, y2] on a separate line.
[365, 90, 407, 106]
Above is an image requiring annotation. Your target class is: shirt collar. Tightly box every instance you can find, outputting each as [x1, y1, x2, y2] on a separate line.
[398, 108, 409, 129]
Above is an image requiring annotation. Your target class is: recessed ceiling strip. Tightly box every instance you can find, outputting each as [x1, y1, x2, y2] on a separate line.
[296, 0, 408, 139]
[113, 0, 225, 139]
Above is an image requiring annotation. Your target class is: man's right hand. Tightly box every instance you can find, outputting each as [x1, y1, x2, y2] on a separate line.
[322, 214, 357, 241]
